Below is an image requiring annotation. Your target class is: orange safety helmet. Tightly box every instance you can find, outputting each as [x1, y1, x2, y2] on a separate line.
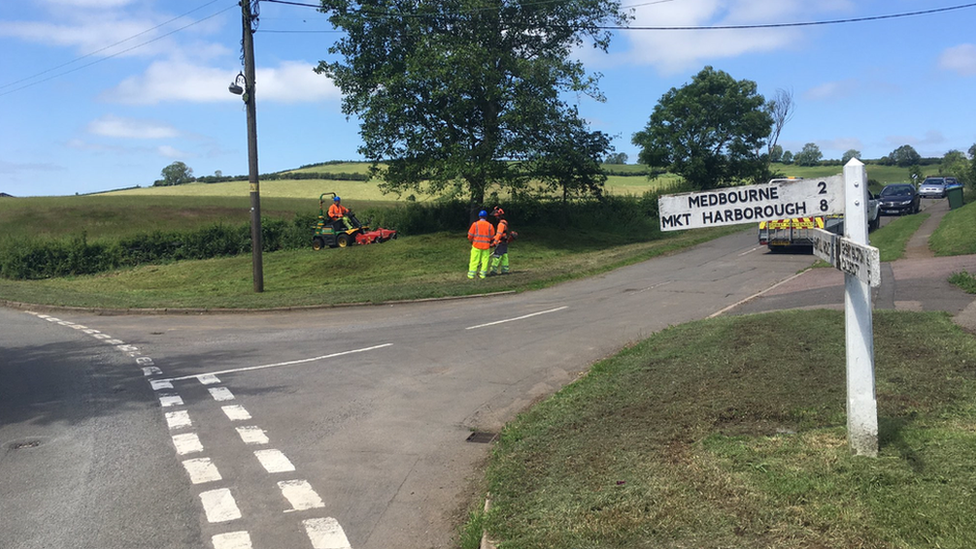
[491, 206, 505, 218]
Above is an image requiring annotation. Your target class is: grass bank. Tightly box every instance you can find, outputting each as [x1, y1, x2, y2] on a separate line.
[0, 226, 742, 310]
[474, 309, 976, 549]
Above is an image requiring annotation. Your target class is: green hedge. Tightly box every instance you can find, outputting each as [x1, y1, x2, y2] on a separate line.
[0, 195, 680, 280]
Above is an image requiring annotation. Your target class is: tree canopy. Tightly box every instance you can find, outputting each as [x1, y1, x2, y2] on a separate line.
[631, 66, 772, 190]
[316, 0, 628, 212]
[886, 144, 921, 167]
[793, 143, 823, 167]
[842, 149, 861, 164]
[155, 161, 194, 187]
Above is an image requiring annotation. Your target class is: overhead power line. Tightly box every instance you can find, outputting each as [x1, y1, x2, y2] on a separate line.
[0, 1, 238, 98]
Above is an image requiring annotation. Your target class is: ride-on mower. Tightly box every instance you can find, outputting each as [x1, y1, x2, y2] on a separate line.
[311, 192, 398, 250]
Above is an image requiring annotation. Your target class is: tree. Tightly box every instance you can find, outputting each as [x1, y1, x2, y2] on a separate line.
[769, 144, 783, 163]
[889, 144, 921, 167]
[766, 88, 794, 160]
[909, 165, 924, 185]
[605, 152, 629, 165]
[156, 161, 193, 187]
[316, 0, 628, 214]
[941, 149, 972, 187]
[632, 66, 773, 190]
[534, 119, 610, 201]
[842, 149, 861, 164]
[781, 150, 793, 165]
[793, 143, 823, 167]
[970, 144, 976, 188]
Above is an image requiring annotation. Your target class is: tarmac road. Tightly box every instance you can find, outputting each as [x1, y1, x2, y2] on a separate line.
[2, 196, 972, 548]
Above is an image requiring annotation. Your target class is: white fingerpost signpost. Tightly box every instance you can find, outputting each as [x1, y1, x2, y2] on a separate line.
[658, 158, 879, 457]
[840, 159, 879, 457]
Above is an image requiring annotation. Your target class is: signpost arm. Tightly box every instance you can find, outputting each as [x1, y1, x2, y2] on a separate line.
[843, 159, 878, 457]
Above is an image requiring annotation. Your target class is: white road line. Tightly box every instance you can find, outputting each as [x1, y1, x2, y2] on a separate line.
[57, 321, 74, 326]
[182, 457, 222, 484]
[199, 374, 221, 385]
[136, 356, 154, 365]
[143, 366, 162, 376]
[222, 405, 252, 421]
[209, 387, 235, 401]
[738, 246, 762, 256]
[159, 395, 184, 407]
[45, 317, 60, 322]
[278, 480, 325, 511]
[236, 426, 269, 445]
[105, 339, 124, 345]
[69, 324, 87, 330]
[82, 328, 100, 334]
[211, 531, 252, 549]
[465, 306, 568, 330]
[150, 380, 174, 391]
[200, 489, 242, 523]
[117, 344, 138, 352]
[165, 410, 192, 429]
[254, 449, 295, 473]
[303, 518, 352, 549]
[164, 343, 393, 382]
[92, 333, 111, 340]
[172, 433, 204, 455]
[707, 269, 809, 319]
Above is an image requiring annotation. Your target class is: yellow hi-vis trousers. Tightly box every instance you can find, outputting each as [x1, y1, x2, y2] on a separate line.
[468, 247, 491, 279]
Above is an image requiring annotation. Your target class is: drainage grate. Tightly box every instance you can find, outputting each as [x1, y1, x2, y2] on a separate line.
[466, 432, 497, 444]
[12, 440, 41, 450]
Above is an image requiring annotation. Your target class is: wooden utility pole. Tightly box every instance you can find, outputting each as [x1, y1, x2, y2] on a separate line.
[242, 0, 263, 292]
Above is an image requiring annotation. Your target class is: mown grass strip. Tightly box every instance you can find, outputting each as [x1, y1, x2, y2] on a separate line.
[479, 310, 976, 549]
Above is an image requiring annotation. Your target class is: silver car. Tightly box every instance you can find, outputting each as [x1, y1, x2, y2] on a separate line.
[918, 177, 949, 199]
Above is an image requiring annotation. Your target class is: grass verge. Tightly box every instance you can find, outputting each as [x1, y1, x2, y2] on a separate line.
[949, 271, 976, 294]
[870, 213, 929, 262]
[932, 199, 976, 256]
[478, 309, 976, 549]
[0, 226, 744, 310]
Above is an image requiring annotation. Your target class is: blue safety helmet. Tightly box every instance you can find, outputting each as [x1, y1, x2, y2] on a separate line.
[478, 209, 487, 218]
[333, 196, 341, 202]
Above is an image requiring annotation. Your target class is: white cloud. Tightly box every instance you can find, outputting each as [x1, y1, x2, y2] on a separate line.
[614, 0, 854, 74]
[803, 79, 860, 101]
[939, 44, 976, 76]
[87, 115, 180, 139]
[157, 145, 189, 159]
[105, 60, 340, 105]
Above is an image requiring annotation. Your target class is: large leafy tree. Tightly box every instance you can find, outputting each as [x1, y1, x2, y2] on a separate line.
[887, 144, 921, 167]
[941, 149, 972, 187]
[631, 66, 772, 191]
[155, 161, 193, 187]
[793, 143, 822, 167]
[316, 0, 628, 213]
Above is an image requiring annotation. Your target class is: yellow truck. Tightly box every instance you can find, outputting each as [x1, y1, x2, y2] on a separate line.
[757, 179, 879, 251]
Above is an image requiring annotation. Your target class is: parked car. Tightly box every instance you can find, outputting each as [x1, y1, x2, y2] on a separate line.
[878, 184, 920, 215]
[919, 177, 952, 199]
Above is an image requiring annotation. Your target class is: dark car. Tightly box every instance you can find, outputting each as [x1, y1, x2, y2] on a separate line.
[918, 177, 951, 199]
[878, 184, 920, 215]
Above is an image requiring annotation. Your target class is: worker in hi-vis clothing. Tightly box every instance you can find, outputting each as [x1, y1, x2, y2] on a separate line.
[328, 196, 353, 230]
[489, 206, 511, 275]
[467, 210, 495, 279]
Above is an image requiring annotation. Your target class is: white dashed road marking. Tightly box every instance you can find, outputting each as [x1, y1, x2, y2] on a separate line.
[165, 343, 393, 381]
[278, 479, 325, 511]
[172, 433, 204, 455]
[165, 410, 192, 430]
[465, 305, 568, 330]
[236, 426, 269, 446]
[254, 449, 296, 473]
[182, 457, 222, 484]
[159, 395, 184, 407]
[199, 488, 242, 523]
[303, 517, 353, 549]
[222, 405, 252, 421]
[211, 531, 253, 549]
[151, 379, 174, 391]
[208, 387, 235, 401]
[199, 374, 221, 385]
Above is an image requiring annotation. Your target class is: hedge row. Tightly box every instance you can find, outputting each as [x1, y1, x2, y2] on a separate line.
[0, 194, 681, 280]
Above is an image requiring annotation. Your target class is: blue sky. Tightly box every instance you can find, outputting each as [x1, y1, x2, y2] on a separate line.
[2, 0, 975, 197]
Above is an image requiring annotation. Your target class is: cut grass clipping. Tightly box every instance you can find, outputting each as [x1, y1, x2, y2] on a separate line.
[480, 309, 976, 549]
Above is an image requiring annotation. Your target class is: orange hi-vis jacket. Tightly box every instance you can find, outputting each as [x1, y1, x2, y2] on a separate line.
[328, 203, 349, 219]
[492, 218, 509, 246]
[468, 219, 495, 250]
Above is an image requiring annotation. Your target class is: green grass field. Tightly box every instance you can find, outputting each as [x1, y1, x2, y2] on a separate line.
[473, 310, 976, 549]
